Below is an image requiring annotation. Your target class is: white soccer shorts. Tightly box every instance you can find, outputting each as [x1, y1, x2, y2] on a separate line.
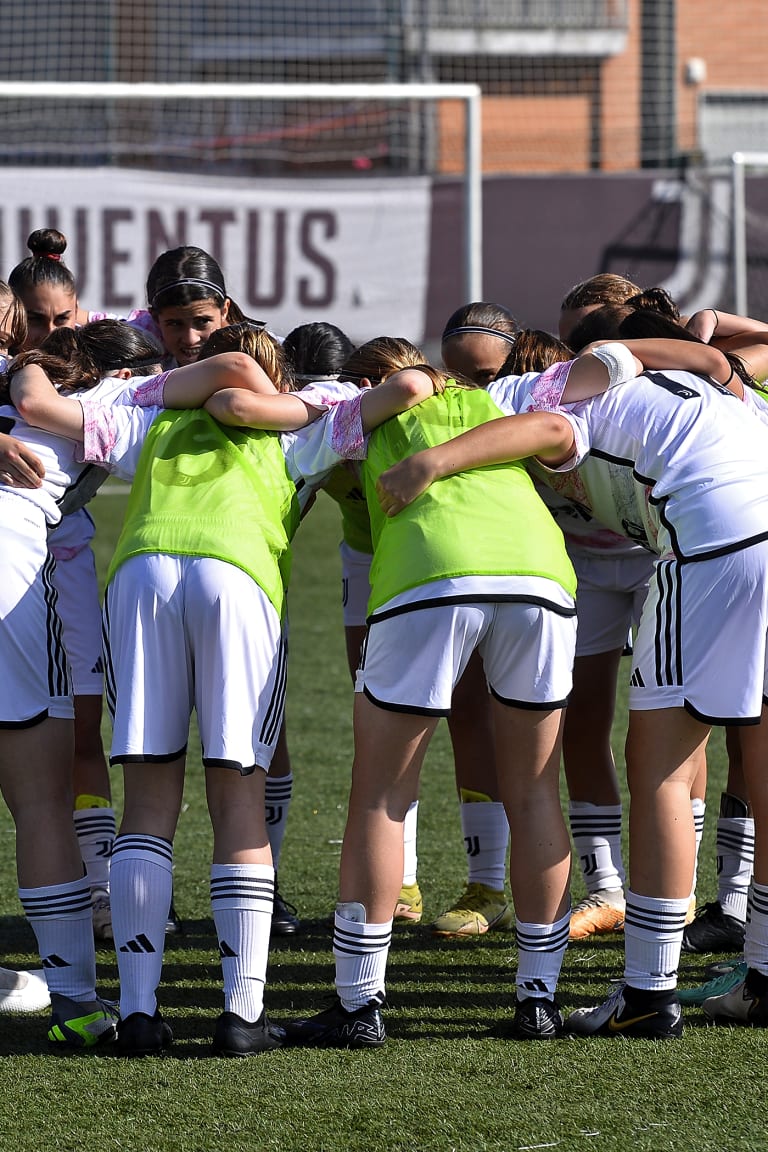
[0, 502, 72, 725]
[339, 541, 372, 628]
[628, 543, 768, 723]
[356, 598, 576, 714]
[51, 543, 104, 695]
[103, 553, 286, 773]
[571, 550, 654, 658]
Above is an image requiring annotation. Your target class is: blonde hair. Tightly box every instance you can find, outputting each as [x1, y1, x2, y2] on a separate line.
[0, 282, 27, 355]
[341, 336, 465, 394]
[560, 273, 642, 312]
[340, 336, 425, 384]
[198, 322, 295, 392]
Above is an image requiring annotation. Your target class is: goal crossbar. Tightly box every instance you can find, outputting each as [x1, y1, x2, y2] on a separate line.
[0, 81, 483, 301]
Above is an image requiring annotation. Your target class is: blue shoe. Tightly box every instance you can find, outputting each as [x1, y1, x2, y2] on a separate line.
[678, 962, 747, 1005]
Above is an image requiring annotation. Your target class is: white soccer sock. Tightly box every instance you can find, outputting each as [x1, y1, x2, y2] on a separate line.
[211, 863, 274, 1022]
[265, 774, 292, 871]
[73, 806, 116, 894]
[717, 813, 754, 924]
[460, 791, 508, 890]
[110, 834, 173, 1018]
[333, 904, 391, 1011]
[624, 890, 688, 991]
[402, 800, 419, 886]
[19, 877, 95, 1000]
[690, 797, 706, 898]
[515, 909, 570, 1000]
[568, 801, 625, 894]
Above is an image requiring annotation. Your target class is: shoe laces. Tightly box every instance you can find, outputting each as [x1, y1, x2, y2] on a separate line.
[274, 891, 298, 915]
[697, 963, 748, 999]
[692, 900, 723, 921]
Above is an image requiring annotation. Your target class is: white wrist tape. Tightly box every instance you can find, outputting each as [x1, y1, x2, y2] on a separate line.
[589, 342, 637, 387]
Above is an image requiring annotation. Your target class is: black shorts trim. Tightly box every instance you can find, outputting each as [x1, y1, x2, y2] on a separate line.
[675, 529, 768, 564]
[489, 686, 569, 711]
[682, 700, 761, 727]
[110, 744, 188, 766]
[0, 708, 50, 729]
[203, 756, 259, 777]
[362, 685, 449, 717]
[367, 593, 576, 626]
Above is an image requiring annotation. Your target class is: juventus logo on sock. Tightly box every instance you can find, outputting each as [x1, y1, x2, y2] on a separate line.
[464, 835, 481, 858]
[580, 852, 599, 877]
[265, 805, 284, 826]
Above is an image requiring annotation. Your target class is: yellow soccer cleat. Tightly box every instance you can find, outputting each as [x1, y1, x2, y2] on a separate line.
[394, 882, 423, 923]
[431, 882, 513, 937]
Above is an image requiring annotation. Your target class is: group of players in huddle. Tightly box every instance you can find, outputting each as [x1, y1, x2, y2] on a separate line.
[1, 230, 768, 1055]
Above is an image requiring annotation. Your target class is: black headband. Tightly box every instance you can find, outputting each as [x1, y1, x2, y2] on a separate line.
[442, 325, 517, 345]
[150, 277, 226, 307]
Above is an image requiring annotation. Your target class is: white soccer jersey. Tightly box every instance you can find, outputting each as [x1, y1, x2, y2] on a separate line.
[487, 374, 656, 557]
[0, 374, 161, 525]
[564, 371, 768, 560]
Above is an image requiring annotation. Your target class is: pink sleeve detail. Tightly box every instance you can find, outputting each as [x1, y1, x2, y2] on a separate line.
[76, 402, 118, 463]
[132, 370, 171, 408]
[527, 361, 574, 411]
[127, 309, 163, 341]
[328, 392, 367, 459]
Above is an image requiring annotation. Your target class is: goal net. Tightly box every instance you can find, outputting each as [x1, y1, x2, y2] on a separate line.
[0, 81, 481, 342]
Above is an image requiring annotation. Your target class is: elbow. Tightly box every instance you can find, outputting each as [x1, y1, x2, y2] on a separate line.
[217, 351, 257, 383]
[13, 395, 40, 424]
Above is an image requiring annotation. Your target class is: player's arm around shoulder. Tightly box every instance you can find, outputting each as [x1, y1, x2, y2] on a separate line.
[10, 363, 85, 439]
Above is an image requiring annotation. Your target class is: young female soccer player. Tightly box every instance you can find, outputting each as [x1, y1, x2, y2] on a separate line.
[0, 320, 171, 1048]
[0, 280, 52, 1013]
[279, 346, 656, 1048]
[18, 326, 441, 1056]
[376, 327, 768, 1038]
[126, 245, 247, 368]
[8, 236, 156, 937]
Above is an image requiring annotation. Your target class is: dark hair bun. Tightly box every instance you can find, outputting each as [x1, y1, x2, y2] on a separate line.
[27, 228, 68, 259]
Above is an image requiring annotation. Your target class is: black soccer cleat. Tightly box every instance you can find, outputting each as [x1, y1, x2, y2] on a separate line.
[212, 1009, 286, 1056]
[566, 984, 683, 1039]
[283, 997, 386, 1049]
[508, 996, 564, 1040]
[117, 1010, 173, 1057]
[681, 901, 746, 954]
[271, 881, 301, 936]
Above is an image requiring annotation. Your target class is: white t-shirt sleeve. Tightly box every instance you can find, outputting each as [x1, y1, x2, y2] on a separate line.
[537, 403, 592, 472]
[77, 400, 159, 481]
[488, 362, 576, 413]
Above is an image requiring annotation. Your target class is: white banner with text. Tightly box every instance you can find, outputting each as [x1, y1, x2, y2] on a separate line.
[0, 168, 431, 343]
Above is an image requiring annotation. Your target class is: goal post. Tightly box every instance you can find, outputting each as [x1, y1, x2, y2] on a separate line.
[732, 150, 768, 318]
[0, 80, 483, 306]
